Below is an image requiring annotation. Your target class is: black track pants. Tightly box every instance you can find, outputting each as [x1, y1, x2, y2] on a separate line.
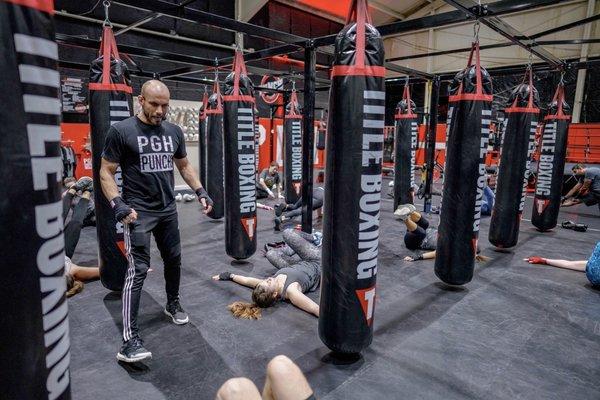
[122, 210, 181, 342]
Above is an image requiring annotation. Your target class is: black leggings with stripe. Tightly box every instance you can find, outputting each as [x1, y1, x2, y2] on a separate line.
[122, 210, 181, 342]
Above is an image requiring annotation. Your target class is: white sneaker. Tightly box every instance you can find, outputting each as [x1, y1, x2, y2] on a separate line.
[175, 193, 183, 202]
[183, 193, 195, 202]
[394, 203, 416, 220]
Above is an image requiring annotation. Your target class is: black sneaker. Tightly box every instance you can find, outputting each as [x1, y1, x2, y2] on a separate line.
[164, 299, 189, 325]
[116, 338, 152, 363]
[274, 217, 281, 231]
[274, 204, 285, 217]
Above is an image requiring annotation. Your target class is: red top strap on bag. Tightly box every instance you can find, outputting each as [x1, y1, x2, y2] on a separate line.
[200, 91, 208, 120]
[331, 0, 385, 78]
[89, 26, 132, 93]
[395, 83, 417, 119]
[285, 90, 302, 119]
[506, 67, 539, 113]
[545, 82, 571, 120]
[449, 41, 491, 102]
[206, 75, 223, 114]
[6, 0, 54, 13]
[223, 50, 254, 103]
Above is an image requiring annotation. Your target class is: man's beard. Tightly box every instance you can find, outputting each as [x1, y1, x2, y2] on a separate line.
[144, 109, 163, 126]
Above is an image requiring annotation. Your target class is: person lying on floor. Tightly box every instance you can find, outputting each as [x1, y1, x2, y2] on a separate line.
[394, 204, 488, 262]
[524, 241, 600, 286]
[216, 355, 315, 400]
[213, 229, 322, 318]
[62, 176, 100, 296]
[273, 187, 324, 231]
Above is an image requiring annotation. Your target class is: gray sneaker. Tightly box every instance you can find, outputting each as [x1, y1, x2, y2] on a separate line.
[164, 299, 189, 325]
[394, 203, 416, 221]
[117, 337, 152, 363]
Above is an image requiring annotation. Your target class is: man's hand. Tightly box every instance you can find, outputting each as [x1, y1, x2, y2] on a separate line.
[267, 189, 275, 199]
[195, 187, 214, 214]
[110, 197, 137, 224]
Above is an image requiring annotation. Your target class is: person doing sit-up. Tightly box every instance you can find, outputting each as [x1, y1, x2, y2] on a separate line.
[213, 229, 322, 318]
[273, 187, 324, 231]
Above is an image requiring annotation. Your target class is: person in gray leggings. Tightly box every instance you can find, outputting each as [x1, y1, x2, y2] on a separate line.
[213, 229, 322, 318]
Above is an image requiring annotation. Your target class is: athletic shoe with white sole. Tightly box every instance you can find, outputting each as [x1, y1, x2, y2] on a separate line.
[175, 193, 183, 202]
[117, 338, 152, 363]
[182, 193, 195, 202]
[164, 299, 189, 325]
[394, 203, 417, 220]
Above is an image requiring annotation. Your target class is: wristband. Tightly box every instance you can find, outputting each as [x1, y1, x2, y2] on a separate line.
[110, 196, 132, 222]
[415, 254, 424, 261]
[527, 256, 547, 264]
[195, 187, 214, 206]
[219, 272, 233, 281]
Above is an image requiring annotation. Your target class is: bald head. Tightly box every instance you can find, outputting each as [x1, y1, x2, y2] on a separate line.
[138, 79, 170, 126]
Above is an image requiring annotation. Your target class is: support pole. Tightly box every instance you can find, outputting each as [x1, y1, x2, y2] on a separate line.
[301, 41, 316, 233]
[572, 0, 595, 123]
[424, 76, 440, 213]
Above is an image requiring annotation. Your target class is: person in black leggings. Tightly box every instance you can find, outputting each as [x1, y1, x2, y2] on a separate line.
[213, 229, 322, 318]
[273, 187, 324, 231]
[62, 176, 94, 259]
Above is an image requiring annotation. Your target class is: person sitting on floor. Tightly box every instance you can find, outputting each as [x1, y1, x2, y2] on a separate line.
[257, 161, 284, 200]
[216, 355, 315, 400]
[213, 229, 322, 318]
[273, 187, 324, 231]
[524, 241, 600, 286]
[562, 164, 600, 211]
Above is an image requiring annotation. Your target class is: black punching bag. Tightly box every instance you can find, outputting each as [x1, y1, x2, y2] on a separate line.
[222, 51, 257, 259]
[532, 83, 571, 231]
[434, 42, 492, 286]
[283, 89, 302, 203]
[90, 26, 133, 291]
[0, 1, 72, 398]
[393, 83, 418, 210]
[199, 90, 208, 187]
[319, 0, 385, 354]
[205, 79, 224, 219]
[489, 69, 539, 248]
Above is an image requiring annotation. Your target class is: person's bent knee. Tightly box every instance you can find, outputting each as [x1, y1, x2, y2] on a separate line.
[282, 228, 297, 242]
[216, 377, 260, 400]
[267, 355, 297, 380]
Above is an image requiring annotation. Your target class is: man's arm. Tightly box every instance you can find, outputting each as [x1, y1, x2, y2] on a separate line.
[174, 157, 213, 214]
[174, 156, 202, 191]
[286, 284, 319, 317]
[564, 182, 582, 199]
[100, 158, 137, 223]
[580, 179, 592, 195]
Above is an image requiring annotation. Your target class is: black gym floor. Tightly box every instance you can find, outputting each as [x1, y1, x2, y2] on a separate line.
[69, 180, 600, 400]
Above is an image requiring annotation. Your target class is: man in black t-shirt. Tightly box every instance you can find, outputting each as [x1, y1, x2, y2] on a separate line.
[100, 80, 213, 363]
[257, 161, 283, 199]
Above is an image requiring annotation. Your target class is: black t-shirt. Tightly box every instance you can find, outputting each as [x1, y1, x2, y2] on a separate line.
[259, 168, 280, 189]
[102, 116, 187, 213]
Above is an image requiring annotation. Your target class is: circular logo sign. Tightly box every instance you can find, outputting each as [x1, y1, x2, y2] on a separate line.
[260, 75, 283, 104]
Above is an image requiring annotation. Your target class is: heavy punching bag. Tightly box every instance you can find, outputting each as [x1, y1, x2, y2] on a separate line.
[0, 0, 72, 398]
[434, 41, 492, 286]
[393, 83, 418, 209]
[489, 68, 539, 248]
[90, 26, 133, 291]
[532, 82, 571, 231]
[319, 0, 385, 354]
[205, 78, 224, 219]
[223, 51, 257, 259]
[199, 90, 208, 186]
[283, 88, 303, 203]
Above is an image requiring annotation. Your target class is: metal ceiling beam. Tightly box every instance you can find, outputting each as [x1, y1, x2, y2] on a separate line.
[442, 0, 563, 67]
[528, 12, 600, 39]
[56, 33, 216, 67]
[312, 0, 567, 46]
[114, 12, 162, 36]
[113, 0, 306, 44]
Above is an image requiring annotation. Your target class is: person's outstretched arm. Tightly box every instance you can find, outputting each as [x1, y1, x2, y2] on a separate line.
[212, 273, 261, 288]
[524, 257, 587, 272]
[285, 284, 319, 317]
[404, 250, 436, 262]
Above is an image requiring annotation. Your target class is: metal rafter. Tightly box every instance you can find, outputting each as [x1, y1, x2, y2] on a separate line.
[113, 0, 306, 44]
[442, 0, 563, 67]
